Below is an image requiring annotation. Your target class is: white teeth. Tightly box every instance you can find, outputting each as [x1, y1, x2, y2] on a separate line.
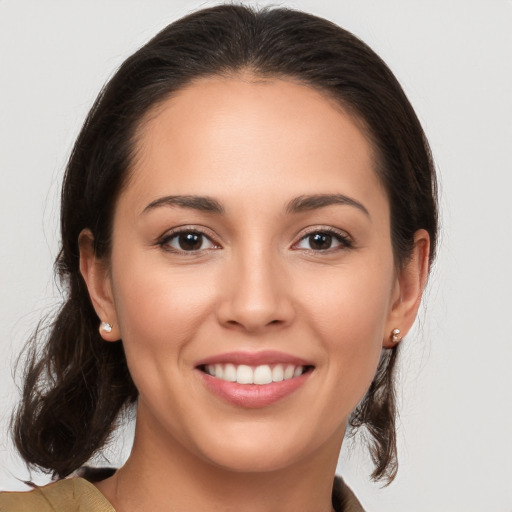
[284, 364, 295, 380]
[272, 364, 284, 382]
[236, 365, 253, 384]
[205, 363, 307, 385]
[253, 365, 272, 385]
[223, 363, 237, 382]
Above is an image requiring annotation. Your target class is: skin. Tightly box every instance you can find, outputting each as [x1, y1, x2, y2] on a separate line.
[79, 76, 430, 512]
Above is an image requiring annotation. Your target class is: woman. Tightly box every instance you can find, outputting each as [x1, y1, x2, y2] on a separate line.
[0, 4, 437, 511]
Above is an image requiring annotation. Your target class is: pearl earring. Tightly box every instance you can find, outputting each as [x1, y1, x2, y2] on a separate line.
[390, 328, 402, 344]
[101, 321, 113, 333]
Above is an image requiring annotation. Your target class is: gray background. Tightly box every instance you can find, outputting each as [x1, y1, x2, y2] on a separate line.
[1, 1, 511, 510]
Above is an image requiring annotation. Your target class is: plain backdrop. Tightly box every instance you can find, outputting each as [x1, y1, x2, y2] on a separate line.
[1, 1, 511, 510]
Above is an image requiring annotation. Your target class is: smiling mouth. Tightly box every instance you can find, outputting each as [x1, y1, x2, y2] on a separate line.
[199, 363, 313, 385]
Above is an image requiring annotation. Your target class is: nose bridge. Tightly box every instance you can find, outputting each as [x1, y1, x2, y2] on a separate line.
[218, 239, 293, 332]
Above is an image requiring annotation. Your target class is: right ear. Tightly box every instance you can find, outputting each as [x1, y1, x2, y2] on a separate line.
[78, 229, 120, 341]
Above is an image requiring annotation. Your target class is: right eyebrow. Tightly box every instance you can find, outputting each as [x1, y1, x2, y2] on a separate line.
[285, 193, 370, 218]
[141, 195, 225, 215]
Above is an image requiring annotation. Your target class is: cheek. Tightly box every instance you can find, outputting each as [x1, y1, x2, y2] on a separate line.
[300, 256, 394, 339]
[109, 248, 217, 382]
[296, 256, 395, 406]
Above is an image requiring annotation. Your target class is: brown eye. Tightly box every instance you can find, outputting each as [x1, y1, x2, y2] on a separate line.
[295, 230, 351, 251]
[178, 232, 203, 250]
[162, 230, 217, 252]
[308, 233, 333, 250]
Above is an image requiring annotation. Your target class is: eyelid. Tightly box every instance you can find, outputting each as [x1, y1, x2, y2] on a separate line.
[156, 225, 222, 252]
[291, 226, 354, 251]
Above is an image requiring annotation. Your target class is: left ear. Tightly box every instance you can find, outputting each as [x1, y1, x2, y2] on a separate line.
[383, 229, 431, 348]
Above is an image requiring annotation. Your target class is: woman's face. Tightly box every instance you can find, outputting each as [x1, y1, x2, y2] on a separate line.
[89, 77, 415, 473]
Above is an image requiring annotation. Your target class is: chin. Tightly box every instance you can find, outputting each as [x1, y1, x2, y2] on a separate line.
[191, 421, 343, 475]
[203, 442, 308, 474]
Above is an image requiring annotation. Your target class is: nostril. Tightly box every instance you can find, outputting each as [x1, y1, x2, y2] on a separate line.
[224, 318, 282, 328]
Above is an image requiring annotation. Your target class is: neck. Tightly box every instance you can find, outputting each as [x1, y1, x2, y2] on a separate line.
[96, 408, 343, 512]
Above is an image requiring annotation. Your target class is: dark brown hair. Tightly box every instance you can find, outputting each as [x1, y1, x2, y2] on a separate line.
[13, 4, 437, 484]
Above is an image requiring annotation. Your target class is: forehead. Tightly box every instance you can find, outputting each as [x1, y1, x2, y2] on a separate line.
[122, 76, 387, 217]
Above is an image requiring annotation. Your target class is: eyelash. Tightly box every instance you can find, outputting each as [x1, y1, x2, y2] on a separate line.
[293, 227, 353, 252]
[158, 227, 220, 254]
[157, 227, 353, 254]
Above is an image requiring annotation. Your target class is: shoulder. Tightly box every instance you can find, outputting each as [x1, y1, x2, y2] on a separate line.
[332, 475, 365, 512]
[0, 478, 115, 512]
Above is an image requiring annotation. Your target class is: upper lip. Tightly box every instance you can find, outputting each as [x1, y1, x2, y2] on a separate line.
[195, 350, 314, 368]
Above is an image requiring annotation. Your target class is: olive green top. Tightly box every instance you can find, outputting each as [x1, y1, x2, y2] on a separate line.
[0, 477, 115, 512]
[0, 474, 364, 511]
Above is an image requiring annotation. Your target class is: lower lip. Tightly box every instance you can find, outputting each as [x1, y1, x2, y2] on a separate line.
[197, 370, 312, 408]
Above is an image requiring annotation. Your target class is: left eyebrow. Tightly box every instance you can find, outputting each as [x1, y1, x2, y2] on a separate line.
[141, 195, 225, 215]
[285, 194, 370, 218]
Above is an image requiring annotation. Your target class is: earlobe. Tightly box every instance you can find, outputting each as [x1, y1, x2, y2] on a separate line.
[383, 229, 430, 348]
[78, 229, 120, 341]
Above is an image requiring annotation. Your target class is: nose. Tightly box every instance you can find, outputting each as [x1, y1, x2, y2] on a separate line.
[216, 247, 295, 333]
